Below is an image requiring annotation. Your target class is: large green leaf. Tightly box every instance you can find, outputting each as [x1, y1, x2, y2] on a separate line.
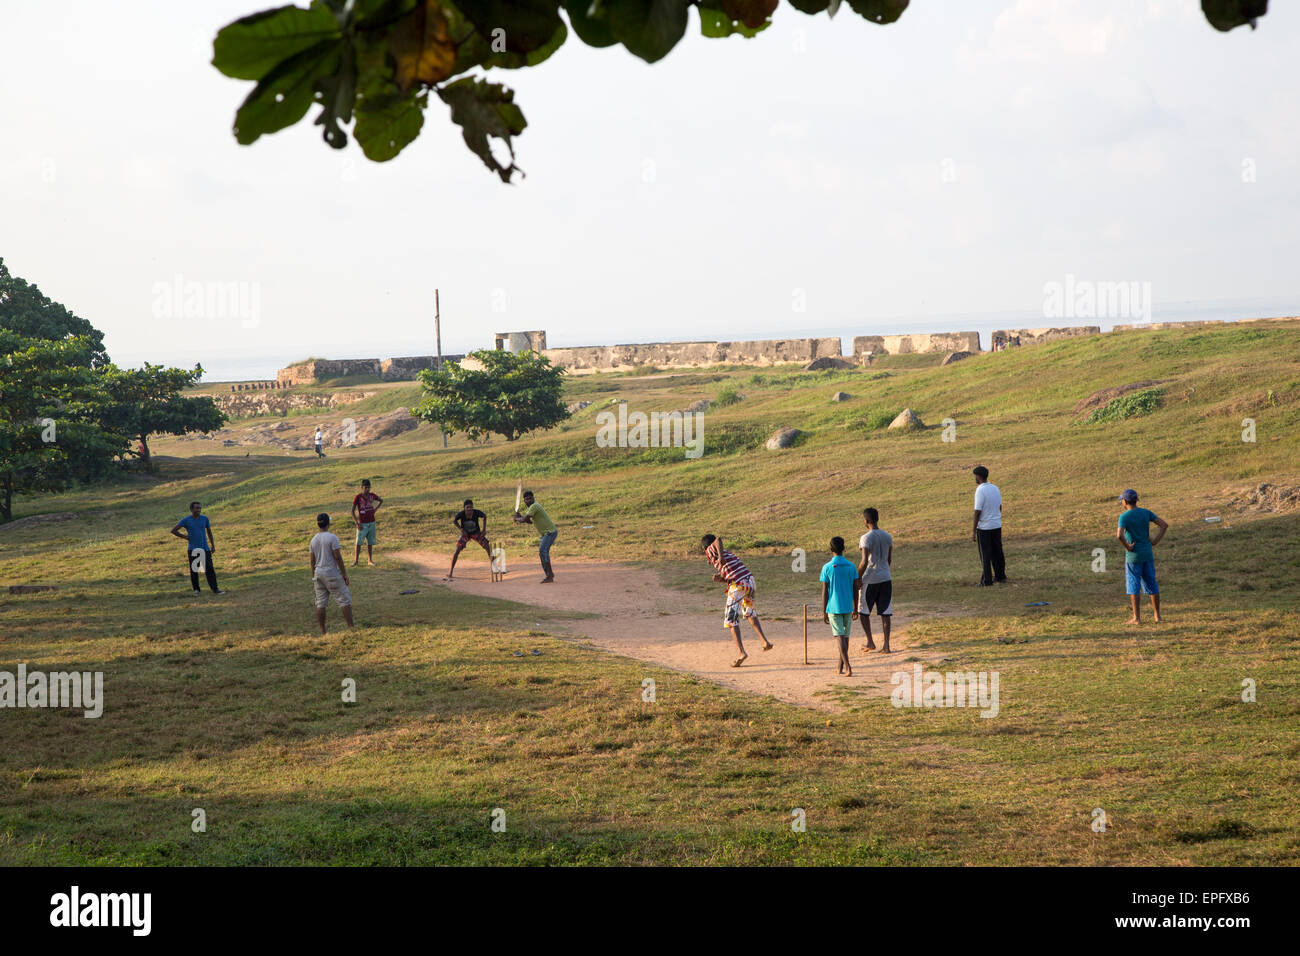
[438, 77, 527, 182]
[233, 40, 344, 145]
[212, 3, 343, 80]
[355, 92, 427, 161]
[562, 0, 618, 47]
[452, 0, 565, 53]
[606, 0, 690, 63]
[845, 0, 909, 24]
[1201, 0, 1267, 31]
[785, 0, 830, 13]
[698, 3, 771, 37]
[446, 0, 570, 73]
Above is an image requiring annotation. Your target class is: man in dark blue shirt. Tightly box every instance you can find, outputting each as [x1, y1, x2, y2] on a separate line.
[171, 501, 224, 595]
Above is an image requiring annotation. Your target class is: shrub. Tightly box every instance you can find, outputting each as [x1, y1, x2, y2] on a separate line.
[850, 407, 897, 432]
[714, 384, 743, 407]
[1084, 387, 1164, 424]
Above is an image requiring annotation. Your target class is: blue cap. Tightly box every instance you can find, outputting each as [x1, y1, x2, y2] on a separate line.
[1119, 489, 1138, 503]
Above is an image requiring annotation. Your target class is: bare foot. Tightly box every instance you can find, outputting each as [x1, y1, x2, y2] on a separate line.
[762, 642, 774, 651]
[540, 576, 555, 584]
[1153, 614, 1162, 623]
[1125, 617, 1140, 625]
[880, 645, 892, 654]
[732, 654, 748, 668]
[861, 642, 876, 652]
[367, 561, 376, 566]
[845, 668, 853, 677]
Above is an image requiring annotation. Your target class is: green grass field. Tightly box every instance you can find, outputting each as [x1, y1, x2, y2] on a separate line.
[2, 321, 1298, 865]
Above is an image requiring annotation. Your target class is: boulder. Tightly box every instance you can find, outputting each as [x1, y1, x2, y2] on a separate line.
[831, 391, 851, 402]
[888, 408, 924, 431]
[804, 356, 855, 371]
[350, 408, 419, 445]
[765, 427, 802, 450]
[941, 350, 975, 366]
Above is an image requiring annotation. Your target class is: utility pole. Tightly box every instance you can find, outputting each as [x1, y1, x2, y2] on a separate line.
[435, 289, 447, 447]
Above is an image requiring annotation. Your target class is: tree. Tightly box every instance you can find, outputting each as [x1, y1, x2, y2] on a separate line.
[0, 262, 230, 520]
[0, 257, 109, 368]
[413, 348, 569, 442]
[211, 0, 1269, 179]
[98, 365, 228, 473]
[0, 331, 124, 522]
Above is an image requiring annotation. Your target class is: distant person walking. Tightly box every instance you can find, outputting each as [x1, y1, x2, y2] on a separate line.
[513, 490, 557, 583]
[310, 512, 353, 634]
[1116, 489, 1168, 624]
[446, 499, 490, 580]
[350, 478, 383, 566]
[314, 425, 326, 458]
[170, 500, 223, 595]
[820, 536, 860, 676]
[972, 465, 1006, 586]
[701, 533, 773, 667]
[857, 507, 893, 653]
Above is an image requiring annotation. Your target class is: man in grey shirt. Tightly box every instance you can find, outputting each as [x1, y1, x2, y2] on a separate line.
[857, 507, 894, 653]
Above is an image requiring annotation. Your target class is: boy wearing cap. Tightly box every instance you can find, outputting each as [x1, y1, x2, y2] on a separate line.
[1116, 489, 1168, 624]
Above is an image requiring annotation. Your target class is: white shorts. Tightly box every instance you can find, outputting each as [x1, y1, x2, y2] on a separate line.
[313, 570, 351, 609]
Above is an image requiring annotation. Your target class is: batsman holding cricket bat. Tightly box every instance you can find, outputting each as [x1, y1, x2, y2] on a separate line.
[513, 486, 557, 583]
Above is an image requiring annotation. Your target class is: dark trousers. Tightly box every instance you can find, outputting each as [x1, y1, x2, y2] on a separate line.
[188, 548, 219, 592]
[976, 528, 1006, 586]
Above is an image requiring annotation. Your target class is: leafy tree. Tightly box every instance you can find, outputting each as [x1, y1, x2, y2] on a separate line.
[212, 0, 1269, 178]
[0, 332, 123, 522]
[413, 347, 569, 441]
[98, 365, 228, 472]
[0, 257, 109, 368]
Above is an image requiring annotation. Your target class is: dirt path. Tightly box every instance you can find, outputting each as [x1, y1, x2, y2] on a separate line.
[395, 552, 941, 711]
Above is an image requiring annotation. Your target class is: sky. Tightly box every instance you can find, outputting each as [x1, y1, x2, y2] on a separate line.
[2, 0, 1298, 380]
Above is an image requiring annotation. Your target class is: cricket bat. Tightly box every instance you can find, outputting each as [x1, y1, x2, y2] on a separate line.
[514, 479, 523, 514]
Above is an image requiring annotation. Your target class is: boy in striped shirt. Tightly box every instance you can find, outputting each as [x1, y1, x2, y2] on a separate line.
[701, 534, 773, 667]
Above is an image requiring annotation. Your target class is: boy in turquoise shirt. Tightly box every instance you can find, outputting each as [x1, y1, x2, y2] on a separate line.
[820, 537, 861, 676]
[1116, 489, 1168, 624]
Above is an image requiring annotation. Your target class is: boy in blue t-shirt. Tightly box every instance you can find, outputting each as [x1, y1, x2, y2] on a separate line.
[1115, 489, 1168, 624]
[820, 537, 861, 676]
[170, 500, 223, 595]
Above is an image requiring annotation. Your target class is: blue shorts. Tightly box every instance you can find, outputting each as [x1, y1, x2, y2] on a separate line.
[1125, 560, 1158, 595]
[538, 530, 557, 562]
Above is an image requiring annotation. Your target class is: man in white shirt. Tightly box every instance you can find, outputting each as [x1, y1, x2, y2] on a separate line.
[314, 425, 326, 458]
[972, 465, 1007, 586]
[310, 512, 353, 633]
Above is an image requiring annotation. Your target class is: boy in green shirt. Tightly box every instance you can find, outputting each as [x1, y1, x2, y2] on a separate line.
[513, 490, 557, 583]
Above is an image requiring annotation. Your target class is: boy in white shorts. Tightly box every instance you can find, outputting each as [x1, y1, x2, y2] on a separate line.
[310, 512, 354, 634]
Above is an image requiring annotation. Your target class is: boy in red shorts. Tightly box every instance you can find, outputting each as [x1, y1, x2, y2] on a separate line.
[701, 534, 773, 667]
[446, 499, 490, 580]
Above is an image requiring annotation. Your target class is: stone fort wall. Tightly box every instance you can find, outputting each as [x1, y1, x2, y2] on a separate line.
[275, 318, 1290, 383]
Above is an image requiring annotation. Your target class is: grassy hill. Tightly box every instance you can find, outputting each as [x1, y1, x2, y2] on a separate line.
[1, 320, 1298, 865]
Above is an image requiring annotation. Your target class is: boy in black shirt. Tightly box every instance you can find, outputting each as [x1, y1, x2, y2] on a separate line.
[446, 499, 490, 580]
